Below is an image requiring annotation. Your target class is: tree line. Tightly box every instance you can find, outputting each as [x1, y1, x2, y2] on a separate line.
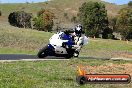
[78, 1, 132, 40]
[8, 9, 54, 32]
[7, 1, 132, 40]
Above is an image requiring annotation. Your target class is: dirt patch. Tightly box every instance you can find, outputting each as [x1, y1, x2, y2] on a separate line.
[65, 8, 71, 11]
[85, 63, 132, 75]
[120, 53, 132, 58]
[113, 52, 132, 58]
[71, 10, 78, 14]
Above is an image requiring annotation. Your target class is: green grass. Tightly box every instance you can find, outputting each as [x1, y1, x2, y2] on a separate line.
[0, 23, 132, 58]
[0, 47, 35, 54]
[0, 23, 53, 54]
[80, 39, 132, 58]
[0, 59, 132, 88]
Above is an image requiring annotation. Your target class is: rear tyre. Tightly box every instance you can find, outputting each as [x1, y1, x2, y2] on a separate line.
[37, 45, 48, 58]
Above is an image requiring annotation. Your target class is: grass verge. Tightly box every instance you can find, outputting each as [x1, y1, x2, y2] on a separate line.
[0, 59, 132, 88]
[0, 25, 132, 58]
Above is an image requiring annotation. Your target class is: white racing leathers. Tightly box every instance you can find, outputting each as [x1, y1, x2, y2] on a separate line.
[72, 33, 88, 53]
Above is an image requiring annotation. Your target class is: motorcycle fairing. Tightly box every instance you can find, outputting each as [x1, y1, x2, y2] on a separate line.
[47, 44, 54, 50]
[49, 32, 73, 47]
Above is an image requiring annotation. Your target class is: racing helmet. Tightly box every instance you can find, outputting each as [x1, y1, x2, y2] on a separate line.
[74, 24, 83, 36]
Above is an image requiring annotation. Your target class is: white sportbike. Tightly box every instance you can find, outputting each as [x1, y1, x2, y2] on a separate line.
[37, 32, 88, 58]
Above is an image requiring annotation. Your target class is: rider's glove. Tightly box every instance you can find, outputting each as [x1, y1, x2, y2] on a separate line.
[62, 42, 72, 49]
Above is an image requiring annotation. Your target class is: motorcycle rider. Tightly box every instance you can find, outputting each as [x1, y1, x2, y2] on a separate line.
[63, 24, 86, 57]
[72, 24, 85, 56]
[73, 24, 85, 45]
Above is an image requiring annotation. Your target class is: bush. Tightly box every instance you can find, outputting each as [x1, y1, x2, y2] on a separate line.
[8, 11, 32, 28]
[33, 9, 54, 31]
[33, 16, 44, 31]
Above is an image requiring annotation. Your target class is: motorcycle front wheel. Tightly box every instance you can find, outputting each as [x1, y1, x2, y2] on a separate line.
[37, 45, 48, 58]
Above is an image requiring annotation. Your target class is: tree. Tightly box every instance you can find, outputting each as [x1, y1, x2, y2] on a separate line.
[0, 11, 1, 16]
[8, 11, 32, 28]
[102, 27, 113, 39]
[108, 17, 117, 31]
[116, 7, 132, 40]
[128, 1, 132, 6]
[78, 2, 109, 38]
[33, 9, 54, 31]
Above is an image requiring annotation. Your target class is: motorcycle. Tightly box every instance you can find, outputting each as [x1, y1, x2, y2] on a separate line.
[37, 31, 88, 58]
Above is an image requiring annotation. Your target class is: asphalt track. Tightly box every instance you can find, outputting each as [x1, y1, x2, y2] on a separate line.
[0, 54, 111, 61]
[0, 54, 70, 61]
[0, 54, 131, 62]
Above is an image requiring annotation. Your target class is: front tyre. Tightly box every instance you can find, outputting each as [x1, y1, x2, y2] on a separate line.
[37, 45, 48, 58]
[74, 51, 79, 57]
[65, 49, 75, 59]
